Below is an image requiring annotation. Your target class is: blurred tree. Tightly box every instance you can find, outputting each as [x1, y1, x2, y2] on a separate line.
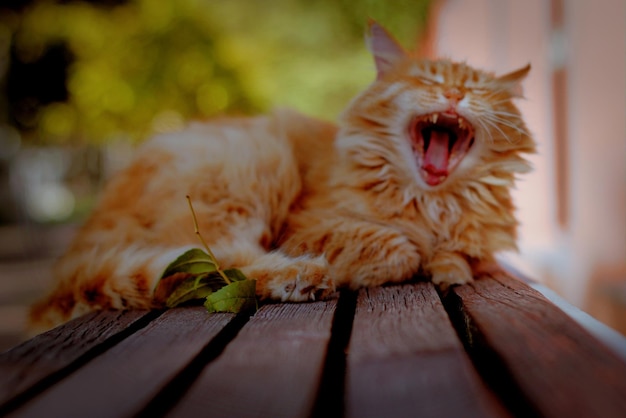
[1, 0, 431, 144]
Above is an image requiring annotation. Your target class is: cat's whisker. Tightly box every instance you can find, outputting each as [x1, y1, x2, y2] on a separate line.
[490, 112, 526, 126]
[486, 113, 522, 127]
[482, 96, 518, 106]
[481, 118, 513, 143]
[484, 86, 517, 97]
[482, 119, 510, 141]
[495, 123, 527, 138]
[491, 109, 522, 117]
[485, 115, 528, 137]
[475, 119, 495, 144]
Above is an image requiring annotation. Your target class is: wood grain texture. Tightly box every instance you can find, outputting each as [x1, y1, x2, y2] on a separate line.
[0, 309, 151, 408]
[7, 307, 235, 418]
[346, 282, 508, 418]
[169, 300, 337, 418]
[449, 271, 626, 418]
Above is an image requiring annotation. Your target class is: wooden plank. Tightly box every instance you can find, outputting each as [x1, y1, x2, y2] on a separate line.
[169, 300, 337, 418]
[0, 309, 152, 409]
[346, 282, 508, 418]
[448, 271, 626, 418]
[7, 307, 236, 418]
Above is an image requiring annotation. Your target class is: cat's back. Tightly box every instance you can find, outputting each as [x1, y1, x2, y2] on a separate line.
[142, 113, 294, 172]
[65, 110, 338, 250]
[137, 109, 337, 175]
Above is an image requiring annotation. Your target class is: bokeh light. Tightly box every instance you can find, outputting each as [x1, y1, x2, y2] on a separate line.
[2, 0, 431, 144]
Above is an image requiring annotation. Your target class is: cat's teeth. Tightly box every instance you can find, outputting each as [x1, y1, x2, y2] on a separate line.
[432, 113, 439, 124]
[458, 118, 464, 128]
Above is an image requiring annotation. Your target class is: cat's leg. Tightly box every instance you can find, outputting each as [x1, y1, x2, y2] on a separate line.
[425, 251, 474, 289]
[208, 238, 335, 302]
[279, 216, 423, 290]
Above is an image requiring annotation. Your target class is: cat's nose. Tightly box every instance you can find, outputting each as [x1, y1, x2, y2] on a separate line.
[444, 88, 464, 102]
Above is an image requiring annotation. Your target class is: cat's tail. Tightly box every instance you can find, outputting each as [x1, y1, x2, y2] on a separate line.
[28, 277, 140, 336]
[29, 286, 83, 336]
[28, 244, 194, 335]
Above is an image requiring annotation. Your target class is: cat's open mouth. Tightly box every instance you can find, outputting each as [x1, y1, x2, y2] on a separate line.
[410, 112, 475, 186]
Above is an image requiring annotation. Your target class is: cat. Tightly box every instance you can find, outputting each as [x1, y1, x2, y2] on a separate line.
[30, 21, 536, 331]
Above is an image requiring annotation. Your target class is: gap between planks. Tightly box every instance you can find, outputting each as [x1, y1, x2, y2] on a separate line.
[0, 309, 162, 416]
[165, 300, 338, 418]
[440, 270, 626, 418]
[345, 282, 508, 418]
[310, 290, 357, 418]
[5, 308, 244, 418]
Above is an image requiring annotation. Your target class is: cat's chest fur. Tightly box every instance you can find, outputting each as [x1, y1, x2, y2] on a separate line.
[277, 119, 511, 266]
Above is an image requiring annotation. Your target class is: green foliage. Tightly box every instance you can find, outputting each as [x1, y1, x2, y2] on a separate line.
[4, 0, 431, 143]
[161, 248, 219, 278]
[165, 273, 222, 308]
[204, 278, 258, 314]
[155, 247, 257, 314]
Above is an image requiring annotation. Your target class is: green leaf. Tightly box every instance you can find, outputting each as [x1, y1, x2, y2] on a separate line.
[160, 248, 218, 278]
[204, 279, 257, 314]
[165, 272, 227, 308]
[222, 268, 248, 282]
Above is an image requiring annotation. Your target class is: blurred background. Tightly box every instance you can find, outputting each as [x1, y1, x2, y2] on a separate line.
[0, 0, 623, 351]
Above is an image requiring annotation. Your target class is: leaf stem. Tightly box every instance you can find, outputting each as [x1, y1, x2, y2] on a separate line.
[186, 195, 231, 285]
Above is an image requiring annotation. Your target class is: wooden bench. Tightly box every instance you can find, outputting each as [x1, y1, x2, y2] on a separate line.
[1, 270, 625, 418]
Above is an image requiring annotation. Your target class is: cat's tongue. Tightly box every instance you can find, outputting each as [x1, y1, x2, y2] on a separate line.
[422, 130, 450, 185]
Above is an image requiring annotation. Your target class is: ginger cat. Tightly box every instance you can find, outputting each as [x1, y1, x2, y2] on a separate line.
[30, 21, 536, 331]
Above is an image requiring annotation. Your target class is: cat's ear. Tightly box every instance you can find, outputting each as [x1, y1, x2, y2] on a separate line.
[366, 19, 407, 79]
[496, 63, 531, 97]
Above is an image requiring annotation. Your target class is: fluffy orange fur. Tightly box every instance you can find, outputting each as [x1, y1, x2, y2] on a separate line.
[30, 22, 536, 331]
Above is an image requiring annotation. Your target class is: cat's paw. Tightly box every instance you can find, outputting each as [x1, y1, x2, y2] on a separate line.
[274, 256, 335, 302]
[428, 253, 474, 291]
[245, 254, 336, 302]
[431, 269, 473, 290]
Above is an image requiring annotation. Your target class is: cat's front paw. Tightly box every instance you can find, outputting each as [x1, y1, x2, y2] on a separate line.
[245, 254, 336, 302]
[431, 269, 473, 290]
[274, 256, 335, 302]
[428, 252, 474, 290]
